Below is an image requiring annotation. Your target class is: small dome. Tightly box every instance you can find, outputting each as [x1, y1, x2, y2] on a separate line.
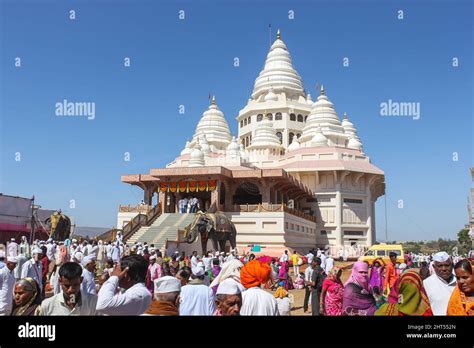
[311, 127, 328, 147]
[347, 136, 363, 150]
[306, 93, 313, 105]
[264, 88, 278, 102]
[199, 135, 210, 154]
[288, 137, 300, 151]
[227, 136, 240, 152]
[189, 144, 205, 167]
[180, 141, 192, 155]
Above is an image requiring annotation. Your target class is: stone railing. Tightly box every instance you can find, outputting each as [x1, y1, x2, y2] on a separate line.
[230, 203, 316, 223]
[119, 204, 152, 213]
[121, 204, 162, 242]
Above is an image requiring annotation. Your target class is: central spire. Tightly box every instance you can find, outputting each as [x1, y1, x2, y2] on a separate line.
[277, 29, 281, 40]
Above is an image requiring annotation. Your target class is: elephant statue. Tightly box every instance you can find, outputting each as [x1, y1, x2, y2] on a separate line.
[45, 211, 72, 241]
[184, 211, 237, 255]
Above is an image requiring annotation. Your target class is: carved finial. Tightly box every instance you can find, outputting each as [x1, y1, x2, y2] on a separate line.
[277, 29, 281, 40]
[320, 84, 325, 95]
[344, 112, 347, 120]
[212, 95, 216, 105]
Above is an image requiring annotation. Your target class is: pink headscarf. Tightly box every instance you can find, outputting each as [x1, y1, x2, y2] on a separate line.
[345, 261, 369, 291]
[278, 261, 287, 279]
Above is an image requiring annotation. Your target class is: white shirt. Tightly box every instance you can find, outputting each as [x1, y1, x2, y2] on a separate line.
[86, 245, 94, 256]
[279, 253, 288, 263]
[81, 268, 97, 295]
[325, 257, 334, 275]
[111, 246, 120, 263]
[179, 282, 215, 316]
[21, 259, 43, 292]
[191, 256, 198, 269]
[39, 291, 98, 315]
[320, 253, 327, 269]
[306, 253, 314, 265]
[276, 297, 291, 316]
[7, 242, 18, 257]
[0, 267, 16, 315]
[46, 243, 56, 261]
[304, 266, 313, 283]
[241, 287, 279, 316]
[423, 274, 456, 315]
[202, 257, 212, 271]
[96, 276, 151, 315]
[106, 245, 113, 259]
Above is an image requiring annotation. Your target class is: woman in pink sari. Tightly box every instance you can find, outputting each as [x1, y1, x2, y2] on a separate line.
[321, 266, 344, 316]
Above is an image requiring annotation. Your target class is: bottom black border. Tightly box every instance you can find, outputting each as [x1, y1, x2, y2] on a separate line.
[0, 316, 473, 347]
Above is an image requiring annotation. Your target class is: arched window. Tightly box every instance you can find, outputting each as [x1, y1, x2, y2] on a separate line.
[297, 133, 301, 139]
[257, 114, 263, 122]
[297, 114, 303, 122]
[245, 137, 249, 147]
[290, 113, 296, 121]
[244, 118, 247, 126]
[249, 134, 252, 143]
[240, 120, 243, 128]
[304, 115, 308, 122]
[276, 132, 283, 144]
[266, 113, 273, 121]
[289, 132, 295, 144]
[275, 112, 282, 120]
[248, 117, 251, 124]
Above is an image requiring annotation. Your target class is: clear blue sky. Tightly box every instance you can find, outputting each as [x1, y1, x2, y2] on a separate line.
[1, 0, 472, 241]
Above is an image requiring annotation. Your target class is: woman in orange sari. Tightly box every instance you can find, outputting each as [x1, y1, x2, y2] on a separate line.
[447, 259, 474, 316]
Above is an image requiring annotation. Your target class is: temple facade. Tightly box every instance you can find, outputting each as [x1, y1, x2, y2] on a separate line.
[119, 30, 385, 256]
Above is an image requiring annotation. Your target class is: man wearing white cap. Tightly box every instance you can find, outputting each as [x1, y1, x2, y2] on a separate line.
[214, 278, 242, 316]
[144, 276, 181, 315]
[423, 251, 457, 315]
[7, 238, 18, 258]
[0, 257, 18, 315]
[179, 266, 215, 315]
[145, 255, 162, 294]
[111, 242, 121, 264]
[81, 255, 97, 295]
[21, 246, 44, 296]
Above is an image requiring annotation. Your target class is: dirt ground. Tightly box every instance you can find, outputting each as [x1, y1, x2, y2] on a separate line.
[283, 261, 353, 316]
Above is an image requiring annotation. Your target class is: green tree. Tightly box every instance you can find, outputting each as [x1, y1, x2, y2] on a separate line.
[458, 228, 471, 254]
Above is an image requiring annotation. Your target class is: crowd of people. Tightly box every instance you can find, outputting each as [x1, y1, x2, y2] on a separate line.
[177, 197, 200, 213]
[0, 236, 473, 316]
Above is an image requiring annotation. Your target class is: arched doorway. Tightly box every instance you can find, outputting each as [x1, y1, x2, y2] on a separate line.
[232, 182, 262, 205]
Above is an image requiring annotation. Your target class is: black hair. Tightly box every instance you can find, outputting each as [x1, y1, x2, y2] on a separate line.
[389, 252, 397, 258]
[212, 258, 220, 266]
[59, 262, 83, 279]
[177, 269, 190, 280]
[120, 254, 148, 283]
[454, 259, 472, 274]
[40, 246, 47, 256]
[156, 251, 162, 258]
[313, 257, 321, 265]
[182, 266, 192, 275]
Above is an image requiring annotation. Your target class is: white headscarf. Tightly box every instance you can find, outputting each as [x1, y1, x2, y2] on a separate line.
[210, 259, 244, 288]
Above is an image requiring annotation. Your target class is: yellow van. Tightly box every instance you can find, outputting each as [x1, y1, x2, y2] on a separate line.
[358, 243, 405, 265]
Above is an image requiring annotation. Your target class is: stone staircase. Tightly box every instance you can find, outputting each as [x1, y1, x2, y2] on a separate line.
[127, 213, 196, 251]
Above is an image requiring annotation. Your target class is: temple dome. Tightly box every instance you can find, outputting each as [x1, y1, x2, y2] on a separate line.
[180, 141, 192, 156]
[311, 127, 328, 147]
[264, 87, 278, 102]
[251, 30, 305, 100]
[288, 136, 300, 151]
[189, 143, 205, 167]
[299, 85, 346, 144]
[347, 136, 363, 150]
[248, 115, 282, 150]
[226, 136, 240, 153]
[193, 96, 231, 150]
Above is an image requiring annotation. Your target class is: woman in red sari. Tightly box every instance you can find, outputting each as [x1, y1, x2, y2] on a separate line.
[321, 266, 344, 316]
